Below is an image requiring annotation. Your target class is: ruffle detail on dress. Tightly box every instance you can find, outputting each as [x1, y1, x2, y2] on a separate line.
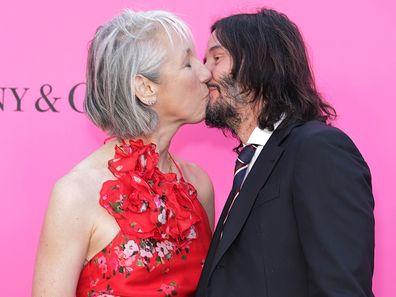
[99, 139, 201, 246]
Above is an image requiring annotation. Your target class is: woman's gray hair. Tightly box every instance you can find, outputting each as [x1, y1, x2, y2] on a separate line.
[84, 9, 193, 138]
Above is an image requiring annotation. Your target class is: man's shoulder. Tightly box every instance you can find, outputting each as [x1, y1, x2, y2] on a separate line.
[289, 120, 363, 159]
[283, 120, 359, 152]
[290, 120, 349, 143]
[295, 120, 342, 135]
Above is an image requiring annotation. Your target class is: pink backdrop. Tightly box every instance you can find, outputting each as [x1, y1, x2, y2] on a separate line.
[1, 0, 395, 296]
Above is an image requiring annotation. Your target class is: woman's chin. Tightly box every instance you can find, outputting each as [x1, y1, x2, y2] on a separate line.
[185, 113, 205, 125]
[187, 117, 204, 125]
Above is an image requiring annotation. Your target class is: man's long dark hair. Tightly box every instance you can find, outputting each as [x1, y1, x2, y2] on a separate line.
[212, 8, 336, 131]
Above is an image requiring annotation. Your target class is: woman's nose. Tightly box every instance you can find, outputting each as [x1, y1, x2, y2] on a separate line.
[200, 64, 212, 83]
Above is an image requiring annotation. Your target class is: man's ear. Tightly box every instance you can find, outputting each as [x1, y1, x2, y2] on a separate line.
[134, 74, 159, 106]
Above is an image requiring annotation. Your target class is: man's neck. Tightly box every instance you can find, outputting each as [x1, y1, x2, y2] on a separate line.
[236, 116, 258, 144]
[235, 103, 261, 144]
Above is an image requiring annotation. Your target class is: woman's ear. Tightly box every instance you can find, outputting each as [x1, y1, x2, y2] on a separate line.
[134, 74, 159, 106]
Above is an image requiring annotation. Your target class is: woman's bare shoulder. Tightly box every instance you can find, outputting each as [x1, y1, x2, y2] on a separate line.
[173, 156, 215, 229]
[50, 143, 114, 215]
[176, 159, 212, 188]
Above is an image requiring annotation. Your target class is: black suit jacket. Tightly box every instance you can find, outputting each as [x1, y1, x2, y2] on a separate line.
[196, 120, 374, 297]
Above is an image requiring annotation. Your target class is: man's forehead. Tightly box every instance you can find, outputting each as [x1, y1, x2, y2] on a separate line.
[207, 32, 220, 46]
[206, 32, 223, 53]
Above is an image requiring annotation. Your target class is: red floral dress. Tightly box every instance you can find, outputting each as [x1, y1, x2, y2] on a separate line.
[76, 139, 212, 297]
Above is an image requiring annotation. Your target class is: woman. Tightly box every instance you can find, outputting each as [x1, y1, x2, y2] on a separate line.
[33, 9, 214, 297]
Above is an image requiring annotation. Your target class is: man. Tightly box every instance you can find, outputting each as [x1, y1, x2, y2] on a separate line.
[197, 8, 375, 297]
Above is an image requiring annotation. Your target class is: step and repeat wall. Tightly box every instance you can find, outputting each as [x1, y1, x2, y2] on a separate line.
[0, 0, 394, 296]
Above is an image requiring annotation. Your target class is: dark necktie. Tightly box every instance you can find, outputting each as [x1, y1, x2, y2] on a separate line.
[222, 144, 258, 227]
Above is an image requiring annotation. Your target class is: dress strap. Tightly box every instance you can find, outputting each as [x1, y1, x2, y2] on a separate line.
[104, 136, 117, 144]
[168, 153, 184, 179]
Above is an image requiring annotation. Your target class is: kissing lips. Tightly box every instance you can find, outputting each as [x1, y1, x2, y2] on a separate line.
[207, 82, 220, 92]
[207, 83, 221, 99]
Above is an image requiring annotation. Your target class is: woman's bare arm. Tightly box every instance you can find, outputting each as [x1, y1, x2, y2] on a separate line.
[32, 176, 92, 297]
[179, 161, 215, 231]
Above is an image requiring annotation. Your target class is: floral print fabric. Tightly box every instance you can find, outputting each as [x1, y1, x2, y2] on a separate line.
[76, 140, 212, 297]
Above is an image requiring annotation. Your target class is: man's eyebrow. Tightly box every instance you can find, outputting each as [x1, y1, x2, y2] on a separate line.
[203, 45, 223, 63]
[207, 45, 223, 53]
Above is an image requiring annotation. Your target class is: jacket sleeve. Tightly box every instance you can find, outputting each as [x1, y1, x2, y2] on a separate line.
[292, 128, 375, 297]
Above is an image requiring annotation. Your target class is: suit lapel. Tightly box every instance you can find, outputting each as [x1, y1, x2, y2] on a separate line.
[207, 122, 302, 279]
[197, 186, 234, 291]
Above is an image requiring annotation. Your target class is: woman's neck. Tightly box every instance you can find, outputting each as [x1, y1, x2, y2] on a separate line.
[130, 122, 180, 173]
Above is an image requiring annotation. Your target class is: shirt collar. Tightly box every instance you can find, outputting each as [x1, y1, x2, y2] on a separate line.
[246, 118, 284, 146]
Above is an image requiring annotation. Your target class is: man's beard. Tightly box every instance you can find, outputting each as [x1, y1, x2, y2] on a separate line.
[205, 75, 243, 136]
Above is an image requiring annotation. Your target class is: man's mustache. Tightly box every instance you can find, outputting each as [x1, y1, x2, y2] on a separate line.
[207, 82, 221, 91]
